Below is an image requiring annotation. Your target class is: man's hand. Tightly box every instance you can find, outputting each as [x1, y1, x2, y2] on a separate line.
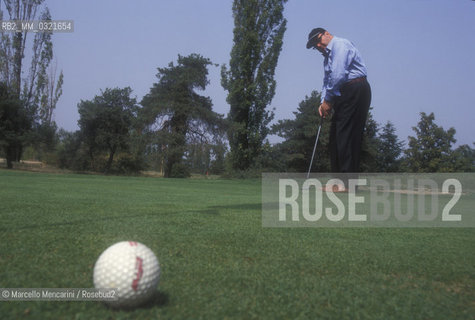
[319, 100, 332, 118]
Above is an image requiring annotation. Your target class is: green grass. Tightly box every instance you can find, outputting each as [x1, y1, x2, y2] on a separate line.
[0, 169, 474, 319]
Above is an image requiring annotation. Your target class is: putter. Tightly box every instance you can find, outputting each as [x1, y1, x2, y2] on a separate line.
[306, 115, 324, 179]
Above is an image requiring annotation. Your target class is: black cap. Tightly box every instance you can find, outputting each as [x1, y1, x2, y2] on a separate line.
[306, 28, 326, 49]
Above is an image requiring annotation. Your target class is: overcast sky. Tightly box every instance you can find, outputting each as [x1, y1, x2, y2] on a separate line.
[41, 0, 474, 146]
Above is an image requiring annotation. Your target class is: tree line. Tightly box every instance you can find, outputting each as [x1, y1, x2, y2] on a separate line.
[271, 91, 473, 174]
[1, 0, 473, 176]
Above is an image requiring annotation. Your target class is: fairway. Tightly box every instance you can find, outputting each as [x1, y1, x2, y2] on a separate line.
[0, 170, 474, 319]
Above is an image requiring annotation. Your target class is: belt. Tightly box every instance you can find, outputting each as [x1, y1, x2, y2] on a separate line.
[346, 77, 366, 85]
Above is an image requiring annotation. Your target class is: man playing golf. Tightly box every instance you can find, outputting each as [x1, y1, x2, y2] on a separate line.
[306, 28, 371, 191]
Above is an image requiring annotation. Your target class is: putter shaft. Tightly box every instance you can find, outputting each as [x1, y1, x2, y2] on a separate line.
[306, 116, 323, 179]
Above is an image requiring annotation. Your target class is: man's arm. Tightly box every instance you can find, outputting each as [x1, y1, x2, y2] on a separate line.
[323, 40, 356, 102]
[319, 39, 357, 117]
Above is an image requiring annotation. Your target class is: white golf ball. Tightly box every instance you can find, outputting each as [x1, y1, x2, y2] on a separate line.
[93, 241, 160, 308]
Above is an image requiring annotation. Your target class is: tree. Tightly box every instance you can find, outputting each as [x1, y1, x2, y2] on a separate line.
[208, 140, 227, 175]
[38, 60, 63, 127]
[1, 1, 52, 101]
[221, 0, 287, 171]
[0, 1, 63, 165]
[141, 54, 225, 178]
[186, 142, 212, 174]
[358, 108, 379, 172]
[77, 87, 139, 173]
[0, 83, 32, 168]
[452, 143, 474, 172]
[271, 91, 331, 172]
[55, 129, 88, 171]
[404, 112, 456, 172]
[375, 121, 404, 172]
[185, 138, 228, 175]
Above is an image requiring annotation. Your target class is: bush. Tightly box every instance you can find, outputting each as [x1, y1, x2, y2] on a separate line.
[170, 163, 190, 178]
[111, 153, 146, 175]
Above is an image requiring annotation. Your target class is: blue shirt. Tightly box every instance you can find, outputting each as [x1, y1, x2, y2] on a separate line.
[321, 36, 368, 103]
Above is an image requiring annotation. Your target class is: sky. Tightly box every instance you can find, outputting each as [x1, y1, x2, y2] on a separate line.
[33, 0, 475, 147]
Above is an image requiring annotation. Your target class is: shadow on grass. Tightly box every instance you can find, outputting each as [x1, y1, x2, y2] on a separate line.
[0, 213, 170, 231]
[0, 203, 268, 231]
[145, 290, 169, 308]
[134, 290, 169, 310]
[106, 290, 169, 312]
[190, 203, 263, 215]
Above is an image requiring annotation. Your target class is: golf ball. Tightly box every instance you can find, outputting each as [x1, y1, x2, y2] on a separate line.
[93, 241, 160, 308]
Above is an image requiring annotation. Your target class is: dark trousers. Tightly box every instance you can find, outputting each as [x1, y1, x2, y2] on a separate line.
[330, 79, 371, 178]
